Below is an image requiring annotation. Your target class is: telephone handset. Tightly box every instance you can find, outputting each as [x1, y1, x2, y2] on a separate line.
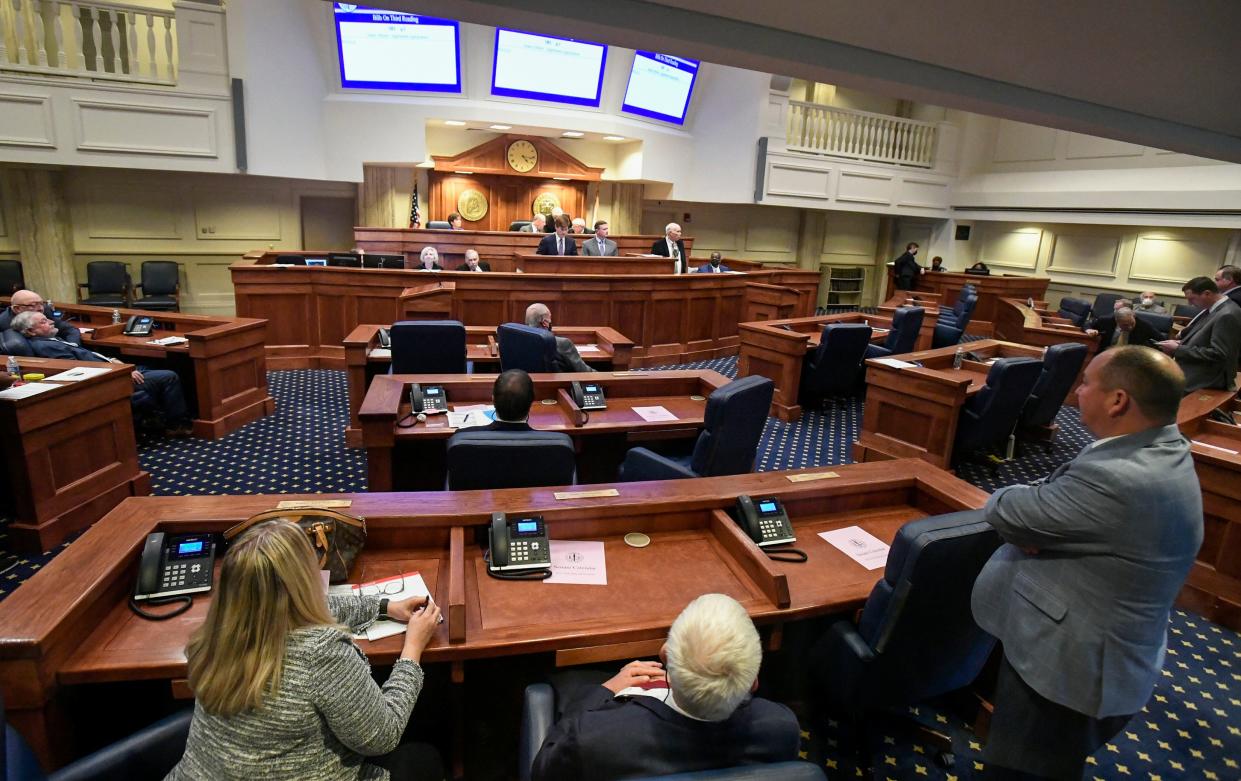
[377, 328, 391, 349]
[131, 531, 215, 620]
[570, 380, 607, 410]
[123, 315, 155, 336]
[735, 496, 795, 546]
[487, 512, 552, 579]
[409, 382, 448, 414]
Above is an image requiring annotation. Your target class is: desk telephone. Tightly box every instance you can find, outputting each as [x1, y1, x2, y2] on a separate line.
[734, 496, 807, 562]
[377, 328, 391, 349]
[570, 380, 607, 410]
[123, 315, 155, 336]
[409, 382, 448, 414]
[487, 512, 552, 579]
[130, 532, 215, 620]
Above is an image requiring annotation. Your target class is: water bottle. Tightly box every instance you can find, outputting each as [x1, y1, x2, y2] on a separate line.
[1027, 296, 1035, 309]
[953, 346, 964, 369]
[6, 355, 19, 377]
[111, 308, 122, 325]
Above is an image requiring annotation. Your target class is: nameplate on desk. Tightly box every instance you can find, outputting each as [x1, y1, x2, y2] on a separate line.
[786, 471, 840, 483]
[276, 499, 354, 509]
[553, 489, 620, 500]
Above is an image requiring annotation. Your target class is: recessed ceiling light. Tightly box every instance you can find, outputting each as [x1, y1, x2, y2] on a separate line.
[603, 135, 625, 141]
[489, 124, 512, 130]
[444, 120, 467, 126]
[561, 131, 584, 138]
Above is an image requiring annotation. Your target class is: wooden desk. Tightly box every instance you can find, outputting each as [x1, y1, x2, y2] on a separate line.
[737, 309, 938, 421]
[889, 270, 1050, 337]
[514, 254, 677, 275]
[853, 339, 1045, 469]
[0, 357, 150, 552]
[2, 300, 275, 439]
[0, 460, 987, 768]
[993, 297, 1099, 405]
[361, 370, 731, 491]
[342, 324, 634, 447]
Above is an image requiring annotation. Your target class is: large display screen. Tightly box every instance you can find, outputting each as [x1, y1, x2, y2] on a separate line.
[333, 4, 461, 92]
[621, 51, 700, 125]
[491, 28, 607, 107]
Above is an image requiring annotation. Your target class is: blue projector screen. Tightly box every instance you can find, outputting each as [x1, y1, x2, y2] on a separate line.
[334, 4, 461, 93]
[621, 51, 700, 125]
[491, 28, 606, 107]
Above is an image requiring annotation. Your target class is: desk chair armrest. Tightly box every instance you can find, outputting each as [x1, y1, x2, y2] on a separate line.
[619, 448, 698, 482]
[863, 344, 892, 359]
[50, 709, 193, 781]
[519, 683, 555, 781]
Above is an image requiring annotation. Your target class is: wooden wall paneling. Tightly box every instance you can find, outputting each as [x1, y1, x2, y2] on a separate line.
[359, 165, 410, 229]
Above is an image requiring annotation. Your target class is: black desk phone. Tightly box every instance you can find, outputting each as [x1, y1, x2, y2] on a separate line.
[377, 328, 391, 349]
[123, 315, 155, 336]
[570, 380, 607, 410]
[131, 532, 215, 619]
[410, 382, 448, 414]
[488, 512, 551, 574]
[735, 495, 796, 547]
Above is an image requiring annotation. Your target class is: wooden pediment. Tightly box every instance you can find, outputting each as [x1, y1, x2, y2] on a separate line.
[431, 134, 603, 181]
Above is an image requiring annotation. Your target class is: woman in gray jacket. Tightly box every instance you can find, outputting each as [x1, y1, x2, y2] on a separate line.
[166, 520, 443, 780]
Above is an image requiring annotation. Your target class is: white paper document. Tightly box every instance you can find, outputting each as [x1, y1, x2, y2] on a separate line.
[350, 571, 434, 641]
[0, 382, 61, 399]
[47, 366, 112, 382]
[870, 358, 917, 369]
[632, 405, 677, 422]
[819, 526, 890, 570]
[577, 343, 601, 353]
[447, 405, 495, 429]
[370, 348, 392, 359]
[546, 540, 607, 585]
[148, 336, 188, 346]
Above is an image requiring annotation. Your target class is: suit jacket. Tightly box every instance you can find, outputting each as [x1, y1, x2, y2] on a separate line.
[649, 237, 686, 260]
[454, 261, 491, 272]
[1224, 286, 1241, 306]
[537, 234, 578, 256]
[1093, 315, 1160, 351]
[24, 335, 106, 363]
[531, 686, 800, 781]
[519, 223, 542, 233]
[892, 252, 921, 288]
[580, 237, 618, 257]
[1173, 297, 1241, 391]
[0, 305, 81, 345]
[971, 424, 1202, 718]
[554, 337, 593, 373]
[696, 262, 730, 273]
[481, 419, 532, 432]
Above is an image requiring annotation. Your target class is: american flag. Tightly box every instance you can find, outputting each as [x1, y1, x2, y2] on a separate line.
[409, 175, 420, 228]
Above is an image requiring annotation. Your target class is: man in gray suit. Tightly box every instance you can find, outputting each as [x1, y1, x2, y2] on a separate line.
[972, 346, 1202, 779]
[581, 221, 618, 257]
[525, 303, 594, 373]
[520, 214, 547, 233]
[1154, 276, 1241, 391]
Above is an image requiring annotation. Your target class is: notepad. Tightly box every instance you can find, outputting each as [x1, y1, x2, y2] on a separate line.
[578, 344, 600, 353]
[46, 366, 112, 382]
[350, 572, 436, 641]
[0, 382, 60, 399]
[148, 336, 188, 346]
[870, 358, 917, 369]
[633, 406, 677, 422]
[819, 526, 890, 570]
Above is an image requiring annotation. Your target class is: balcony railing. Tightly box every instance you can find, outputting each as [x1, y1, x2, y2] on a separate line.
[0, 0, 176, 86]
[787, 101, 937, 168]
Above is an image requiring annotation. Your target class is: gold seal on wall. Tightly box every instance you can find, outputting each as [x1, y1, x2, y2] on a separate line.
[456, 189, 488, 222]
[532, 192, 561, 217]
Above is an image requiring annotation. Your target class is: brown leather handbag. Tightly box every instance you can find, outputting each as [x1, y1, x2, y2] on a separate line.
[225, 508, 366, 583]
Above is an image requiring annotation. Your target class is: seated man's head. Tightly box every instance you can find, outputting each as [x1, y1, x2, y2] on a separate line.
[531, 214, 546, 230]
[525, 303, 551, 330]
[492, 369, 534, 422]
[709, 252, 723, 267]
[1140, 290, 1159, 305]
[571, 217, 587, 233]
[661, 593, 761, 721]
[464, 248, 481, 270]
[1076, 345, 1184, 437]
[11, 310, 55, 337]
[8, 289, 47, 315]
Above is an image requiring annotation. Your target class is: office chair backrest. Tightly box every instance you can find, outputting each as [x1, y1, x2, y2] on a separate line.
[805, 323, 872, 398]
[0, 329, 32, 356]
[689, 376, 774, 477]
[960, 283, 977, 297]
[1091, 292, 1122, 320]
[953, 294, 978, 330]
[327, 253, 361, 268]
[86, 260, 129, 294]
[964, 267, 990, 275]
[498, 323, 556, 373]
[426, 220, 452, 230]
[140, 260, 179, 296]
[275, 254, 307, 265]
[884, 306, 924, 354]
[955, 357, 1043, 457]
[1056, 297, 1092, 327]
[446, 430, 575, 490]
[1134, 311, 1173, 339]
[1020, 343, 1088, 429]
[0, 259, 23, 295]
[1173, 303, 1201, 320]
[509, 220, 531, 231]
[390, 320, 467, 374]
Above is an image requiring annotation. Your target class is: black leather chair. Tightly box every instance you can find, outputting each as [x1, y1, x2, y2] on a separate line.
[1173, 303, 1201, 320]
[5, 689, 192, 781]
[519, 683, 826, 781]
[1134, 311, 1174, 339]
[963, 266, 990, 276]
[131, 261, 180, 311]
[1091, 292, 1123, 321]
[426, 220, 452, 230]
[362, 253, 405, 269]
[390, 320, 467, 374]
[952, 357, 1044, 464]
[1056, 297, 1092, 327]
[0, 259, 23, 295]
[327, 252, 361, 268]
[77, 261, 130, 307]
[446, 429, 575, 490]
[799, 323, 871, 405]
[1019, 343, 1088, 441]
[864, 306, 923, 358]
[0, 329, 32, 356]
[275, 254, 307, 265]
[931, 294, 977, 348]
[811, 510, 1000, 714]
[498, 323, 556, 373]
[619, 376, 773, 482]
[509, 220, 532, 232]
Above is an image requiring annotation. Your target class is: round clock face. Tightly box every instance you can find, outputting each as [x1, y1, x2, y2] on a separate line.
[507, 140, 538, 173]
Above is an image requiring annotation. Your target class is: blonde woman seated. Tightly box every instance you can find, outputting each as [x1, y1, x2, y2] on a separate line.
[417, 247, 443, 271]
[166, 520, 444, 781]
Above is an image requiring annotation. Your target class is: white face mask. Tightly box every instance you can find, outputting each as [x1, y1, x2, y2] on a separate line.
[1141, 297, 1154, 305]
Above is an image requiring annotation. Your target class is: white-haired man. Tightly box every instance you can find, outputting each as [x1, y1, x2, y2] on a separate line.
[525, 303, 592, 373]
[417, 246, 443, 271]
[650, 223, 687, 274]
[0, 289, 80, 344]
[531, 594, 799, 780]
[520, 214, 547, 233]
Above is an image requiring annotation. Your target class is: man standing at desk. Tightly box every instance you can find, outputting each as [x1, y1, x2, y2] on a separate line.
[1154, 276, 1241, 391]
[972, 346, 1202, 780]
[0, 289, 80, 344]
[650, 223, 687, 274]
[525, 303, 593, 373]
[581, 221, 618, 256]
[537, 216, 578, 256]
[892, 242, 922, 290]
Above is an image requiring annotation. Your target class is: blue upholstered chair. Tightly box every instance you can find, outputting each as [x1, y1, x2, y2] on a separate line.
[619, 376, 774, 482]
[1135, 311, 1174, 339]
[426, 220, 452, 229]
[0, 329, 32, 356]
[952, 357, 1044, 464]
[5, 689, 192, 781]
[77, 261, 130, 307]
[445, 429, 575, 490]
[509, 220, 532, 231]
[1056, 297, 1092, 327]
[498, 323, 556, 373]
[810, 510, 1000, 714]
[1173, 303, 1201, 320]
[864, 306, 923, 359]
[0, 259, 23, 295]
[1091, 292, 1123, 321]
[931, 294, 977, 348]
[390, 320, 468, 374]
[1019, 343, 1088, 442]
[799, 323, 872, 404]
[519, 683, 826, 781]
[131, 261, 180, 312]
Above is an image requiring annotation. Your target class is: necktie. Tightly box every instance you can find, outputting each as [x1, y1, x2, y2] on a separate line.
[1180, 308, 1208, 340]
[598, 239, 604, 254]
[557, 237, 563, 255]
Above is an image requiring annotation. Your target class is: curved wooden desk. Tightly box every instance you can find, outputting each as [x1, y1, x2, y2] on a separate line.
[888, 270, 1050, 337]
[0, 459, 987, 768]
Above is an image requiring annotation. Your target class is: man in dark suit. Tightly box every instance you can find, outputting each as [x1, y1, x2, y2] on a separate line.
[525, 303, 593, 372]
[10, 310, 192, 436]
[536, 216, 578, 256]
[972, 346, 1202, 779]
[1089, 307, 1160, 351]
[482, 369, 534, 431]
[531, 593, 800, 781]
[696, 252, 730, 273]
[892, 242, 922, 290]
[1155, 276, 1241, 391]
[454, 248, 490, 272]
[650, 223, 688, 274]
[0, 289, 80, 344]
[1216, 265, 1241, 306]
[580, 221, 618, 257]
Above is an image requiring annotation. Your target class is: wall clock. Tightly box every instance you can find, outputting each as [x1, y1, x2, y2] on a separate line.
[506, 139, 538, 173]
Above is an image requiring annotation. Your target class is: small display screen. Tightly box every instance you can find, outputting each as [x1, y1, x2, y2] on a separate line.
[305, 259, 327, 266]
[758, 500, 779, 514]
[178, 540, 203, 555]
[516, 520, 539, 534]
[426, 387, 440, 395]
[584, 385, 599, 393]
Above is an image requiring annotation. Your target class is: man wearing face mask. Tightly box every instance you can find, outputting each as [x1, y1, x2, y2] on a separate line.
[525, 303, 593, 373]
[892, 242, 922, 290]
[696, 252, 730, 273]
[1134, 291, 1166, 314]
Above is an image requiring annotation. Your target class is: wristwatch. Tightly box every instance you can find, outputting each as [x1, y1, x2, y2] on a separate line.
[379, 598, 390, 620]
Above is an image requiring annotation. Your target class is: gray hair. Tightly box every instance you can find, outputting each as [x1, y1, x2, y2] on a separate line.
[1115, 306, 1136, 321]
[465, 248, 479, 261]
[524, 303, 550, 328]
[665, 222, 681, 235]
[10, 310, 43, 334]
[664, 593, 761, 721]
[420, 246, 438, 262]
[531, 214, 546, 225]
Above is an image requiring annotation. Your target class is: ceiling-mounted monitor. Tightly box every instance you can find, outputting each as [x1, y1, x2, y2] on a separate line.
[333, 4, 461, 93]
[621, 51, 700, 125]
[491, 28, 607, 107]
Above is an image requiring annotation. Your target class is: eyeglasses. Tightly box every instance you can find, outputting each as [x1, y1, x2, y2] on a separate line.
[12, 300, 45, 309]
